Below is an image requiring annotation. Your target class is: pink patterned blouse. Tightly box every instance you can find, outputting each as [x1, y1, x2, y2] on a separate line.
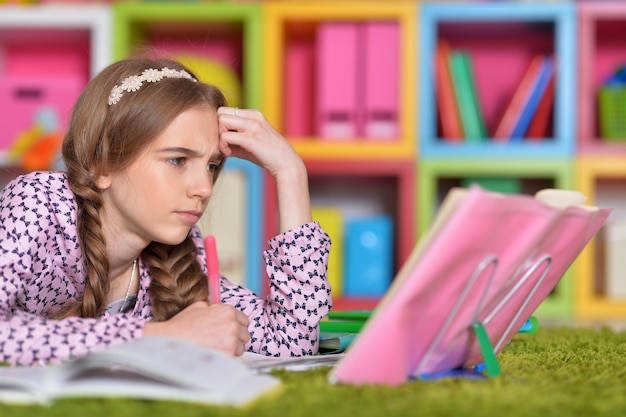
[0, 171, 332, 365]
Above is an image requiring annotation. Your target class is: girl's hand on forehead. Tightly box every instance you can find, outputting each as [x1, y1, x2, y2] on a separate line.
[217, 107, 304, 179]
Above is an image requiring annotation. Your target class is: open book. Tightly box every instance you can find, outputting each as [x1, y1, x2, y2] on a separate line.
[0, 336, 282, 406]
[329, 186, 611, 385]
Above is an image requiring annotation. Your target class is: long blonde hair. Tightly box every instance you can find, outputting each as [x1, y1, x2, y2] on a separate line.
[57, 57, 227, 320]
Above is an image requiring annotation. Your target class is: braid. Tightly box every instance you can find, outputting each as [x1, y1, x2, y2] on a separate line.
[143, 236, 209, 321]
[52, 180, 110, 319]
[74, 187, 110, 317]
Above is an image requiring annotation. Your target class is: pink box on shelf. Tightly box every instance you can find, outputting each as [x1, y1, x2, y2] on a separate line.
[284, 38, 315, 137]
[361, 21, 400, 140]
[315, 22, 360, 139]
[4, 30, 90, 77]
[0, 75, 85, 151]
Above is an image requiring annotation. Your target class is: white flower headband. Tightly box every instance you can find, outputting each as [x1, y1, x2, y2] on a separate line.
[108, 67, 197, 106]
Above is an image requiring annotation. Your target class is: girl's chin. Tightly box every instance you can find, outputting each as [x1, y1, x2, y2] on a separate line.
[154, 229, 193, 246]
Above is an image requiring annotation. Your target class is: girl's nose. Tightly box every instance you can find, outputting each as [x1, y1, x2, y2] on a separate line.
[188, 169, 213, 199]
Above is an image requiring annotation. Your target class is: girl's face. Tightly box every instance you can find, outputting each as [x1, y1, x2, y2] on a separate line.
[98, 106, 223, 247]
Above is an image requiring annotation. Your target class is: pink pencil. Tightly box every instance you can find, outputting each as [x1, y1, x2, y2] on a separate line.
[204, 235, 221, 304]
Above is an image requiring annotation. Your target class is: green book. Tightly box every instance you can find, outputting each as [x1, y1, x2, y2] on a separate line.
[320, 320, 365, 334]
[461, 177, 522, 194]
[449, 51, 487, 141]
[327, 310, 372, 321]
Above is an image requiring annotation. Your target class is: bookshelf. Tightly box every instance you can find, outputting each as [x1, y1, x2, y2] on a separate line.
[262, 1, 417, 161]
[419, 2, 576, 158]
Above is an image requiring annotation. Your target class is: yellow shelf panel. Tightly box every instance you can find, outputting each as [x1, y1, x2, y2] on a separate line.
[575, 156, 626, 319]
[290, 138, 415, 160]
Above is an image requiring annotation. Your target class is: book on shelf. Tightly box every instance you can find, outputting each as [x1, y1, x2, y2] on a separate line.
[328, 186, 611, 386]
[312, 206, 344, 297]
[510, 56, 555, 140]
[0, 336, 282, 406]
[318, 309, 372, 353]
[319, 332, 358, 354]
[460, 177, 522, 194]
[493, 55, 544, 141]
[526, 72, 555, 140]
[448, 51, 487, 142]
[434, 41, 464, 141]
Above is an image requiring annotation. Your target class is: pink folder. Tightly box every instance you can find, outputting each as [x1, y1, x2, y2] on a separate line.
[315, 22, 359, 139]
[361, 21, 399, 140]
[329, 186, 610, 386]
[285, 38, 315, 137]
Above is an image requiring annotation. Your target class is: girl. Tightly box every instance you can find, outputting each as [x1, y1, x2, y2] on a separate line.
[0, 57, 332, 365]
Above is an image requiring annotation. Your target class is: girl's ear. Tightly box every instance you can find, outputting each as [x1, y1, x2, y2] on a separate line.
[94, 173, 112, 190]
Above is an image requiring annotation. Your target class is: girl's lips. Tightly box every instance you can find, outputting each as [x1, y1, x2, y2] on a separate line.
[176, 211, 202, 223]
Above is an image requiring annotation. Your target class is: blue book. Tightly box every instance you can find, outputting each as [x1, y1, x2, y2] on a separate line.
[344, 215, 394, 297]
[510, 56, 555, 140]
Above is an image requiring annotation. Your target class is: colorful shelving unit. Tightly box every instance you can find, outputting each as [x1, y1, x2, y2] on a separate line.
[260, 1, 417, 306]
[2, 1, 626, 319]
[418, 2, 577, 319]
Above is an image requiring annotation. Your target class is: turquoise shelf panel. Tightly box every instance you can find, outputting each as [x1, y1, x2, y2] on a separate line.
[223, 158, 264, 295]
[418, 2, 577, 159]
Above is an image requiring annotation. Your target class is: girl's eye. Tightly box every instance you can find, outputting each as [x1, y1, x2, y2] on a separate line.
[168, 157, 187, 166]
[207, 162, 221, 173]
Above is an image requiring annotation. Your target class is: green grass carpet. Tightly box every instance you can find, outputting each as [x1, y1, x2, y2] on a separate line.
[2, 326, 625, 417]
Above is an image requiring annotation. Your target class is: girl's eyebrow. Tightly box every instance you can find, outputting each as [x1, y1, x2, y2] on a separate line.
[156, 147, 224, 161]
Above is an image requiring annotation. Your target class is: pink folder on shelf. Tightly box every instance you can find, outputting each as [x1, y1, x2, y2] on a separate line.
[315, 22, 360, 139]
[328, 186, 610, 386]
[284, 38, 315, 137]
[361, 21, 399, 140]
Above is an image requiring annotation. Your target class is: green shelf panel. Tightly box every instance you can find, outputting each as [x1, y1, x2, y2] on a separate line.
[417, 158, 575, 318]
[111, 2, 263, 110]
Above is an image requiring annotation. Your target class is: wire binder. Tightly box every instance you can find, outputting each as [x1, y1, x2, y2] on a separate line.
[328, 186, 611, 386]
[415, 255, 499, 379]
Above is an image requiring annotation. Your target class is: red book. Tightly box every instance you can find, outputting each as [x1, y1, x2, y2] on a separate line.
[434, 41, 463, 141]
[526, 73, 555, 140]
[493, 55, 544, 141]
